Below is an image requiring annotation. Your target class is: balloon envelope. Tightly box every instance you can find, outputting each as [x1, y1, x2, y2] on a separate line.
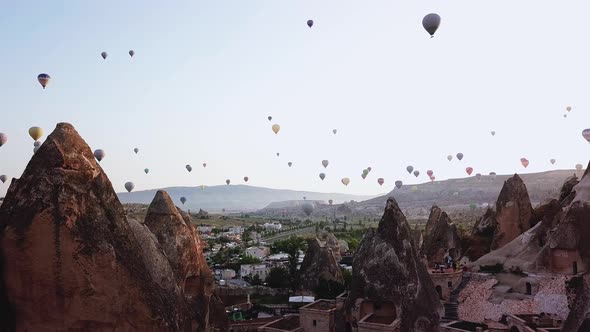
[322, 160, 329, 168]
[422, 13, 441, 37]
[33, 141, 41, 147]
[475, 173, 482, 180]
[456, 153, 464, 161]
[0, 133, 7, 147]
[332, 129, 337, 134]
[328, 199, 333, 205]
[272, 124, 280, 134]
[37, 73, 51, 89]
[94, 149, 106, 162]
[427, 170, 434, 177]
[134, 148, 139, 154]
[550, 159, 556, 165]
[144, 168, 149, 174]
[377, 178, 384, 186]
[288, 162, 293, 167]
[226, 179, 230, 185]
[28, 127, 43, 141]
[341, 178, 350, 186]
[186, 165, 192, 172]
[319, 173, 326, 180]
[302, 203, 313, 216]
[180, 197, 186, 205]
[466, 167, 473, 175]
[129, 50, 135, 57]
[447, 155, 453, 161]
[367, 167, 372, 172]
[244, 176, 249, 182]
[520, 158, 529, 168]
[395, 180, 403, 189]
[124, 182, 135, 192]
[0, 175, 7, 183]
[413, 170, 420, 178]
[307, 20, 314, 28]
[268, 116, 272, 121]
[566, 106, 572, 112]
[203, 163, 207, 168]
[582, 129, 590, 142]
[491, 131, 496, 136]
[406, 166, 414, 174]
[101, 51, 108, 59]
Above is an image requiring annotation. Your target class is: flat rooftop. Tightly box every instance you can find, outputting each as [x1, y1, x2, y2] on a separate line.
[266, 315, 300, 330]
[363, 314, 396, 325]
[302, 300, 336, 311]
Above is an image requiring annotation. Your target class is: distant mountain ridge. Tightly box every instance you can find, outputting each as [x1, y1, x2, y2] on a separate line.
[117, 184, 378, 212]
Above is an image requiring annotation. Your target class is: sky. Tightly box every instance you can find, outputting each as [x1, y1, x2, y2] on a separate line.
[0, 1, 589, 196]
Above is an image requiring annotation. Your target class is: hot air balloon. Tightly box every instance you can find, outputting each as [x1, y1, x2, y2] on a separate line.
[447, 155, 453, 161]
[94, 149, 106, 162]
[303, 196, 307, 200]
[491, 131, 496, 136]
[302, 203, 313, 216]
[288, 162, 293, 167]
[101, 51, 108, 59]
[226, 179, 231, 185]
[307, 20, 314, 28]
[180, 197, 187, 205]
[129, 50, 135, 57]
[367, 167, 372, 172]
[144, 168, 149, 174]
[466, 167, 473, 175]
[186, 165, 192, 172]
[319, 173, 326, 181]
[276, 152, 280, 157]
[489, 172, 497, 179]
[341, 178, 350, 186]
[456, 153, 464, 161]
[427, 170, 434, 177]
[475, 173, 482, 180]
[378, 178, 384, 186]
[322, 160, 329, 168]
[272, 124, 280, 134]
[328, 199, 333, 205]
[567, 106, 572, 112]
[361, 173, 367, 180]
[268, 116, 272, 121]
[37, 73, 51, 89]
[406, 166, 414, 174]
[520, 158, 529, 168]
[564, 114, 568, 118]
[430, 176, 436, 182]
[134, 148, 139, 154]
[576, 164, 583, 171]
[582, 129, 590, 142]
[203, 163, 207, 168]
[0, 175, 6, 183]
[413, 170, 420, 178]
[395, 180, 403, 189]
[0, 133, 7, 147]
[244, 176, 249, 182]
[28, 127, 43, 141]
[422, 13, 441, 37]
[33, 146, 40, 153]
[550, 159, 556, 165]
[332, 129, 337, 135]
[33, 141, 41, 147]
[124, 182, 135, 192]
[362, 169, 369, 176]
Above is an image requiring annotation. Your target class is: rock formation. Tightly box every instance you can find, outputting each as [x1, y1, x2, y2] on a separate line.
[299, 235, 344, 293]
[421, 205, 462, 265]
[195, 208, 210, 220]
[0, 123, 227, 331]
[464, 207, 496, 261]
[345, 197, 442, 331]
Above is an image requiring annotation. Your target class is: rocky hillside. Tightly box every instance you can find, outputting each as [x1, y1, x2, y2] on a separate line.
[0, 123, 226, 331]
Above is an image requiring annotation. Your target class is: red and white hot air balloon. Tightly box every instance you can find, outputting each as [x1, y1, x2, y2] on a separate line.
[466, 167, 473, 176]
[520, 158, 529, 168]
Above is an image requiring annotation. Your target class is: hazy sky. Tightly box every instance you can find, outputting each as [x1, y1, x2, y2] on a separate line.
[1, 1, 589, 196]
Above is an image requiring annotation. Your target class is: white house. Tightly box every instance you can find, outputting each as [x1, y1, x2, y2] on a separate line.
[197, 226, 214, 234]
[245, 246, 270, 259]
[228, 226, 244, 234]
[263, 223, 282, 231]
[240, 264, 270, 280]
[221, 269, 236, 280]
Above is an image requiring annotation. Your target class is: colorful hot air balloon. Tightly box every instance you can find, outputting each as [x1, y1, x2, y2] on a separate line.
[307, 20, 314, 28]
[101, 51, 108, 59]
[466, 167, 473, 175]
[427, 170, 434, 177]
[244, 176, 249, 182]
[520, 158, 529, 168]
[378, 178, 384, 186]
[566, 106, 572, 112]
[550, 159, 556, 165]
[328, 199, 333, 205]
[319, 173, 326, 181]
[447, 155, 453, 161]
[0, 133, 7, 147]
[272, 124, 280, 134]
[422, 13, 441, 37]
[413, 170, 420, 178]
[129, 50, 135, 57]
[134, 148, 139, 154]
[406, 166, 414, 174]
[94, 149, 106, 162]
[28, 127, 43, 141]
[576, 164, 583, 171]
[456, 153, 464, 161]
[180, 197, 187, 205]
[288, 162, 293, 167]
[491, 131, 496, 136]
[268, 116, 272, 121]
[341, 178, 350, 186]
[582, 129, 590, 142]
[0, 175, 7, 183]
[362, 169, 369, 177]
[33, 141, 41, 147]
[302, 203, 313, 216]
[332, 129, 337, 135]
[124, 182, 135, 192]
[144, 168, 149, 174]
[322, 160, 329, 168]
[226, 179, 230, 185]
[37, 73, 51, 89]
[395, 180, 403, 189]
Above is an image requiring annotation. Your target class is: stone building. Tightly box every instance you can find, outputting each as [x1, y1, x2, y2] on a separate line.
[429, 269, 463, 301]
[299, 300, 338, 332]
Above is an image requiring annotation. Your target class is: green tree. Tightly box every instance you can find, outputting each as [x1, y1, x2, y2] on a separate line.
[314, 278, 345, 299]
[341, 268, 352, 290]
[238, 255, 261, 264]
[266, 267, 290, 289]
[251, 274, 262, 286]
